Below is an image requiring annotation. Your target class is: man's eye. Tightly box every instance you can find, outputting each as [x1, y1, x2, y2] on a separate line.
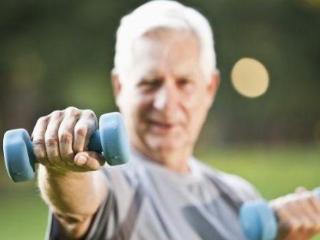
[139, 79, 162, 90]
[177, 78, 192, 88]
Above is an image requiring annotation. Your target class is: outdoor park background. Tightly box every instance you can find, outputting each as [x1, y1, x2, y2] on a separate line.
[0, 0, 320, 239]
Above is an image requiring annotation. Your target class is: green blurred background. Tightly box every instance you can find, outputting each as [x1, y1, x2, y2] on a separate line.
[1, 0, 320, 239]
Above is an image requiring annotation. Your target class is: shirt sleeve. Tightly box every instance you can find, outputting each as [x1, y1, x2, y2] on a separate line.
[45, 212, 62, 240]
[220, 173, 262, 201]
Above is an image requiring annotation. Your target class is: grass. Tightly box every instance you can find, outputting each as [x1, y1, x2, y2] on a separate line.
[198, 145, 320, 199]
[0, 145, 320, 239]
[0, 189, 47, 240]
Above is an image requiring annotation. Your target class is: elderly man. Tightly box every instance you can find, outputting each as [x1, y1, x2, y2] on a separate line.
[34, 1, 320, 240]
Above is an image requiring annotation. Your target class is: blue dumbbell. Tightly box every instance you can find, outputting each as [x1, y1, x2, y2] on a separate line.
[3, 112, 130, 182]
[240, 189, 320, 240]
[240, 200, 278, 240]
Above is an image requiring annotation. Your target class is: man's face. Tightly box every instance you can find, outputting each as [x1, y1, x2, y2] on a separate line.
[114, 28, 219, 165]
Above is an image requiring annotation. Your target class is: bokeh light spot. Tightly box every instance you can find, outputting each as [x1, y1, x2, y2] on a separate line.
[231, 58, 269, 98]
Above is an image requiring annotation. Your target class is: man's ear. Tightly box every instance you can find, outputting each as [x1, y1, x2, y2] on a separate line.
[111, 72, 122, 107]
[207, 70, 221, 105]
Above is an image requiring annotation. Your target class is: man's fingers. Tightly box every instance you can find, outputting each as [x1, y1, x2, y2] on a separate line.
[276, 204, 298, 239]
[32, 115, 50, 165]
[73, 110, 98, 153]
[32, 107, 100, 173]
[74, 152, 105, 171]
[58, 107, 81, 161]
[307, 194, 320, 232]
[45, 111, 64, 165]
[277, 207, 313, 240]
[273, 191, 320, 240]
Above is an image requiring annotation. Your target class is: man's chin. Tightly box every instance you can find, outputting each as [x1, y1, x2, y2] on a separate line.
[146, 138, 183, 152]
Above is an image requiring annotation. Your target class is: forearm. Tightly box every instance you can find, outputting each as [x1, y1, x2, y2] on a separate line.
[38, 165, 108, 238]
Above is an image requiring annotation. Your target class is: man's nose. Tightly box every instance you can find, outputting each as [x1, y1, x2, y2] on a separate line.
[153, 82, 178, 114]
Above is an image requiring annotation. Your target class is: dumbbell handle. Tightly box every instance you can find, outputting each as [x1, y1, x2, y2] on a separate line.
[87, 131, 103, 152]
[3, 112, 130, 182]
[240, 189, 320, 240]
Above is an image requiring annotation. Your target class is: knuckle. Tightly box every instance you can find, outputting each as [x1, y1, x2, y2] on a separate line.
[66, 106, 80, 117]
[33, 147, 46, 160]
[45, 137, 58, 147]
[50, 110, 62, 118]
[37, 116, 49, 124]
[33, 138, 45, 146]
[75, 125, 88, 137]
[66, 106, 78, 111]
[33, 140, 46, 158]
[83, 109, 97, 119]
[59, 131, 73, 144]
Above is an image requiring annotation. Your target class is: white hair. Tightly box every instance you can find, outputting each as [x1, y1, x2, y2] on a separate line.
[113, 0, 216, 82]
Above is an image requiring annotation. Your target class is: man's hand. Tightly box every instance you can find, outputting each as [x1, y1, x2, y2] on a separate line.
[35, 107, 108, 238]
[270, 188, 320, 240]
[32, 106, 104, 173]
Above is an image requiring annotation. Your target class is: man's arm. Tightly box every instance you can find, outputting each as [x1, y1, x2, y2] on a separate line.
[38, 167, 108, 239]
[34, 107, 108, 239]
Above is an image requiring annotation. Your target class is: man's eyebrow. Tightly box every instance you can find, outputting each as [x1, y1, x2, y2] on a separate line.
[179, 74, 193, 78]
[176, 73, 196, 80]
[140, 73, 163, 81]
[137, 77, 163, 86]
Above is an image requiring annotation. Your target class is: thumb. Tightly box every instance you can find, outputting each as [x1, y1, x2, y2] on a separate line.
[74, 151, 105, 171]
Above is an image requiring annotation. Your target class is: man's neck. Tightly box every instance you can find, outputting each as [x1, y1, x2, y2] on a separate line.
[133, 145, 192, 173]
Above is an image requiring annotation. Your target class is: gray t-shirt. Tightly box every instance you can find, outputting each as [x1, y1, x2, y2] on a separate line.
[47, 151, 260, 240]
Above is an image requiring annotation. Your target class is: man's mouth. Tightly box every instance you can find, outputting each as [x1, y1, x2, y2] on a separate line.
[147, 119, 178, 132]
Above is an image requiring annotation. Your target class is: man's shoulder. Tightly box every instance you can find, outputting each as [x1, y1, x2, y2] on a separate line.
[102, 160, 140, 187]
[193, 159, 261, 202]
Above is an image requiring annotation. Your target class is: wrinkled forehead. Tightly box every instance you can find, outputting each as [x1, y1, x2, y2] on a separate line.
[123, 28, 202, 81]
